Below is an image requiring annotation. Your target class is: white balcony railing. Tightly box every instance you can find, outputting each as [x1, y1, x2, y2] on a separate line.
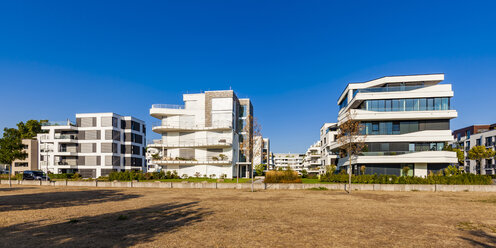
[151, 104, 185, 109]
[152, 120, 232, 130]
[149, 137, 233, 147]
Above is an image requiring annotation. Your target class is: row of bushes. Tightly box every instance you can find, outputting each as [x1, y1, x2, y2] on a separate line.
[319, 173, 493, 185]
[264, 170, 302, 183]
[108, 170, 180, 181]
[48, 173, 81, 179]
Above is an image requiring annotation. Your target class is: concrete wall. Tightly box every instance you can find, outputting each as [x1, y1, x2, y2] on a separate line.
[2, 180, 496, 192]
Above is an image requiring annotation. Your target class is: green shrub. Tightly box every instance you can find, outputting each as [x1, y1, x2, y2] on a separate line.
[319, 172, 492, 185]
[264, 169, 301, 183]
[108, 170, 180, 181]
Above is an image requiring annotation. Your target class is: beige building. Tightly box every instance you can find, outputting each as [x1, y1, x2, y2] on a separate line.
[11, 139, 39, 175]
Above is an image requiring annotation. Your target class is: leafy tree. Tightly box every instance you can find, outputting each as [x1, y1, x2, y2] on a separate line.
[0, 128, 27, 187]
[468, 146, 496, 174]
[402, 166, 410, 177]
[301, 169, 308, 178]
[16, 120, 47, 139]
[444, 145, 465, 165]
[255, 163, 265, 176]
[336, 110, 366, 194]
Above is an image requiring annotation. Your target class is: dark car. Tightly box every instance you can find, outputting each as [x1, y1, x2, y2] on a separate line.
[22, 171, 50, 181]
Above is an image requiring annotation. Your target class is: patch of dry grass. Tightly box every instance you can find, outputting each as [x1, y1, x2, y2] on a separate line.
[1, 185, 496, 247]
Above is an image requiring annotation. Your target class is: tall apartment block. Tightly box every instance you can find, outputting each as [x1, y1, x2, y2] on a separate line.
[38, 113, 146, 178]
[452, 124, 496, 174]
[319, 123, 339, 173]
[148, 90, 253, 179]
[11, 139, 38, 175]
[333, 74, 458, 176]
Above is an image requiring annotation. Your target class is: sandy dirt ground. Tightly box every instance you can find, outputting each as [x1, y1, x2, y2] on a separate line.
[0, 185, 495, 247]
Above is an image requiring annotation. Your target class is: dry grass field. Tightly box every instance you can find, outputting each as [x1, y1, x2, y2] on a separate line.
[1, 185, 496, 248]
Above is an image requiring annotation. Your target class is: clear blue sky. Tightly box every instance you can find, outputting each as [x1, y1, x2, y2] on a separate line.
[1, 0, 495, 153]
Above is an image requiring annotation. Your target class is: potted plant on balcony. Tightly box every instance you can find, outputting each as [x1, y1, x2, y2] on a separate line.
[218, 154, 227, 161]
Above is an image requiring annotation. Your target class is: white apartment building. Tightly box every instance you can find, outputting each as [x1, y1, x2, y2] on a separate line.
[38, 113, 146, 178]
[333, 74, 458, 177]
[148, 90, 253, 179]
[319, 123, 339, 173]
[253, 136, 270, 166]
[273, 153, 304, 172]
[452, 124, 496, 174]
[302, 141, 321, 174]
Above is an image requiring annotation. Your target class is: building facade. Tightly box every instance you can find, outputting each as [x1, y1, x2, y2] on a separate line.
[273, 153, 304, 172]
[302, 141, 321, 174]
[38, 113, 146, 178]
[319, 123, 339, 173]
[333, 74, 458, 176]
[452, 124, 496, 174]
[148, 90, 253, 179]
[253, 136, 270, 166]
[11, 139, 38, 175]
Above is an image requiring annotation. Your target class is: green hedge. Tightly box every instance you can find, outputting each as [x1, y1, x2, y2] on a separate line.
[108, 171, 180, 181]
[319, 173, 492, 185]
[48, 173, 81, 179]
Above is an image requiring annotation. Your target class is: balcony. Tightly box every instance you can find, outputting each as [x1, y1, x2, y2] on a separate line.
[152, 120, 233, 132]
[41, 121, 76, 130]
[54, 134, 78, 142]
[150, 104, 189, 118]
[148, 137, 233, 148]
[357, 85, 427, 94]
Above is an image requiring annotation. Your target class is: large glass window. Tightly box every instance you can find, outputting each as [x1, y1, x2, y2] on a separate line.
[442, 97, 449, 110]
[427, 98, 434, 110]
[434, 98, 442, 110]
[419, 98, 427, 111]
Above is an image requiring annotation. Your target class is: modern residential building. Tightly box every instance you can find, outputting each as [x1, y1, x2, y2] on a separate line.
[148, 90, 254, 178]
[302, 141, 321, 174]
[11, 139, 38, 175]
[452, 124, 496, 174]
[38, 113, 146, 178]
[253, 136, 270, 166]
[333, 73, 458, 176]
[273, 153, 304, 172]
[319, 123, 339, 174]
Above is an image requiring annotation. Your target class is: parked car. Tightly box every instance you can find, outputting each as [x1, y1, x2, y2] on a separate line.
[22, 171, 50, 181]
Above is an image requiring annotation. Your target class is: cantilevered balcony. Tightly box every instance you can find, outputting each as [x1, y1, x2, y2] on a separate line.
[152, 120, 233, 132]
[41, 120, 76, 130]
[150, 104, 190, 118]
[148, 137, 233, 148]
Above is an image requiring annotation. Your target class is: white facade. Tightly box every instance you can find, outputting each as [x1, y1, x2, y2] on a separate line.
[273, 153, 304, 172]
[452, 126, 496, 174]
[302, 141, 321, 174]
[38, 113, 146, 178]
[148, 90, 253, 179]
[253, 136, 270, 166]
[319, 123, 339, 174]
[334, 74, 458, 176]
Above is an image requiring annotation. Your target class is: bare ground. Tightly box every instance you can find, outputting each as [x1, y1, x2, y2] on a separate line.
[0, 185, 496, 247]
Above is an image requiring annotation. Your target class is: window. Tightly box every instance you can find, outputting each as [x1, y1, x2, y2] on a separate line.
[434, 98, 442, 110]
[406, 99, 415, 111]
[392, 122, 400, 134]
[419, 98, 427, 111]
[442, 98, 449, 110]
[392, 99, 401, 111]
[427, 98, 434, 110]
[385, 100, 392, 112]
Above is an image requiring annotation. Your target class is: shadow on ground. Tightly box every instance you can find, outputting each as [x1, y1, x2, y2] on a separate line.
[0, 187, 34, 192]
[0, 201, 210, 247]
[0, 190, 141, 211]
[460, 230, 496, 248]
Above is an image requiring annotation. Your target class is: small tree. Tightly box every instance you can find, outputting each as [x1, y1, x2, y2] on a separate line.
[402, 166, 410, 177]
[0, 128, 27, 187]
[444, 145, 465, 165]
[336, 110, 366, 194]
[468, 146, 496, 174]
[301, 169, 308, 178]
[255, 164, 265, 176]
[360, 165, 366, 175]
[239, 115, 262, 192]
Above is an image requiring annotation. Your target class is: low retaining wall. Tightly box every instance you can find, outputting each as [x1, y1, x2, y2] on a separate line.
[1, 179, 496, 192]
